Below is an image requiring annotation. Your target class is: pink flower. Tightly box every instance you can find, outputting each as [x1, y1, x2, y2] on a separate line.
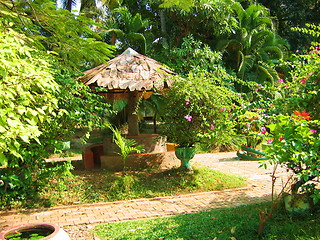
[285, 85, 289, 88]
[310, 129, 317, 133]
[278, 79, 284, 83]
[185, 99, 190, 105]
[254, 88, 259, 91]
[210, 124, 215, 130]
[261, 127, 267, 134]
[184, 115, 192, 121]
[219, 108, 226, 112]
[300, 78, 307, 84]
[267, 139, 273, 144]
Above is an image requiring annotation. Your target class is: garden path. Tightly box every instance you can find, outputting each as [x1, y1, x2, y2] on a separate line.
[0, 152, 292, 239]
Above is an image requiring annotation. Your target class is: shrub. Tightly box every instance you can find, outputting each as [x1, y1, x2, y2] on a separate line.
[264, 112, 320, 202]
[161, 70, 244, 148]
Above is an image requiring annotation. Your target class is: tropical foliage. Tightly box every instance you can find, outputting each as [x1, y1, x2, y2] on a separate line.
[219, 2, 289, 86]
[106, 123, 145, 170]
[0, 0, 115, 208]
[0, 28, 58, 165]
[264, 113, 320, 202]
[160, 35, 223, 76]
[1, 0, 115, 71]
[269, 25, 320, 119]
[1, 0, 320, 220]
[161, 70, 244, 147]
[257, 0, 320, 50]
[99, 6, 150, 54]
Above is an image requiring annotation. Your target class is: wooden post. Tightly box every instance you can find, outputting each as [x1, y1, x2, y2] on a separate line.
[127, 91, 139, 136]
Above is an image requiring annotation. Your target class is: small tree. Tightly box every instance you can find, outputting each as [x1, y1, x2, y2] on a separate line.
[266, 113, 320, 198]
[106, 123, 144, 170]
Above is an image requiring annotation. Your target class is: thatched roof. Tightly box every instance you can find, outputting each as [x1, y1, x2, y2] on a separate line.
[78, 48, 175, 91]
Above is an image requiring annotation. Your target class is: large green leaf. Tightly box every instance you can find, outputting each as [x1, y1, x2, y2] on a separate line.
[238, 53, 255, 79]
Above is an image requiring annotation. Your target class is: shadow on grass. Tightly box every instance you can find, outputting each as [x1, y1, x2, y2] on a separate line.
[63, 166, 246, 204]
[94, 202, 320, 240]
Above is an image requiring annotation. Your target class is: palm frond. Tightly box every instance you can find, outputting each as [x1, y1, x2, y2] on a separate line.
[127, 32, 147, 54]
[80, 0, 96, 11]
[61, 0, 77, 11]
[231, 2, 245, 23]
[238, 54, 256, 80]
[100, 28, 125, 40]
[113, 7, 132, 27]
[130, 13, 148, 33]
[260, 46, 284, 60]
[100, 0, 123, 10]
[256, 62, 278, 85]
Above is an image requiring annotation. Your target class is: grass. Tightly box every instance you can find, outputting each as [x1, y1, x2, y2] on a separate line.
[40, 166, 246, 207]
[93, 202, 320, 240]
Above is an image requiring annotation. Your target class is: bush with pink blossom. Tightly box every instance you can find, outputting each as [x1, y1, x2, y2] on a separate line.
[161, 71, 244, 147]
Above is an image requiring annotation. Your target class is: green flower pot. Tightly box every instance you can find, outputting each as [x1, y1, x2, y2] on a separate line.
[174, 146, 196, 170]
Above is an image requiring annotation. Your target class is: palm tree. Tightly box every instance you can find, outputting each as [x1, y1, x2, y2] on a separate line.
[219, 2, 289, 85]
[99, 7, 149, 54]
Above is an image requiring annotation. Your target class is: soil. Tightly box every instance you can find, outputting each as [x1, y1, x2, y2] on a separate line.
[63, 224, 97, 240]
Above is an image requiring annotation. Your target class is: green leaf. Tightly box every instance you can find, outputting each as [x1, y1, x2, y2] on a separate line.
[0, 152, 8, 166]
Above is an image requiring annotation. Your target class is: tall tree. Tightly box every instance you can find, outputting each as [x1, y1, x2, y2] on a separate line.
[99, 7, 150, 54]
[218, 2, 289, 86]
[157, 0, 238, 47]
[256, 0, 320, 50]
[0, 0, 114, 207]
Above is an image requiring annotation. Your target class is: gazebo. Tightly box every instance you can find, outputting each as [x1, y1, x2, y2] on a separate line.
[78, 47, 175, 136]
[79, 48, 180, 170]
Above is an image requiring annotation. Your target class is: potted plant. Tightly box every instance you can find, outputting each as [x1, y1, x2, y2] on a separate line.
[0, 223, 70, 240]
[161, 71, 243, 170]
[236, 110, 269, 160]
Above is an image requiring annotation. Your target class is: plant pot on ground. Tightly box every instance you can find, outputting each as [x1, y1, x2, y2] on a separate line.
[0, 223, 70, 240]
[174, 146, 196, 170]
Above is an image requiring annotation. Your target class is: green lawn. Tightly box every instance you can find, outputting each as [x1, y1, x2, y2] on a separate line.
[94, 202, 320, 240]
[40, 166, 246, 208]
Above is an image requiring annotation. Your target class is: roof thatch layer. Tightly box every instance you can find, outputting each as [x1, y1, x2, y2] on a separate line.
[78, 48, 175, 91]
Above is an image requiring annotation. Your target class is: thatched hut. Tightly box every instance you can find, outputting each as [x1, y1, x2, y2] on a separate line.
[78, 48, 176, 136]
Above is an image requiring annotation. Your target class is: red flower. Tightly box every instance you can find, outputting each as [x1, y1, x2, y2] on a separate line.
[279, 136, 284, 141]
[293, 110, 312, 120]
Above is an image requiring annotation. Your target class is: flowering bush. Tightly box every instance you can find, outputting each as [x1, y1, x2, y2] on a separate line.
[161, 71, 243, 147]
[272, 37, 320, 119]
[264, 111, 320, 202]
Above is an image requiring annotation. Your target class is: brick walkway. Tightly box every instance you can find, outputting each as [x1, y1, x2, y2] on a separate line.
[0, 152, 291, 239]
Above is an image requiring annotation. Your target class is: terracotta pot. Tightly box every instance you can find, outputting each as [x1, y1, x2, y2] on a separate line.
[0, 223, 70, 240]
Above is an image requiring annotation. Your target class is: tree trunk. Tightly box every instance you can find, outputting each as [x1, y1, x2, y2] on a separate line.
[66, 0, 73, 11]
[160, 10, 168, 46]
[111, 33, 116, 45]
[127, 91, 139, 136]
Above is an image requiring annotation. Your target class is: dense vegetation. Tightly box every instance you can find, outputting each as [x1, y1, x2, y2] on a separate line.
[1, 0, 320, 219]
